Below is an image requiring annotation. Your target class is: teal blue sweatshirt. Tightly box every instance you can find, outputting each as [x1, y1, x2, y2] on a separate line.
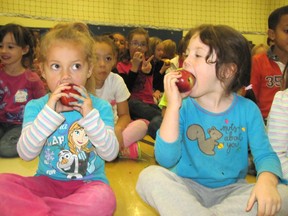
[155, 94, 283, 188]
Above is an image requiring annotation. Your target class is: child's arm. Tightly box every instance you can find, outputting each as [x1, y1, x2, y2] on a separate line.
[246, 101, 283, 215]
[130, 52, 153, 74]
[246, 172, 281, 215]
[160, 62, 171, 75]
[141, 55, 154, 74]
[17, 105, 65, 161]
[79, 109, 119, 162]
[159, 71, 189, 142]
[155, 72, 193, 167]
[114, 101, 131, 150]
[267, 91, 288, 182]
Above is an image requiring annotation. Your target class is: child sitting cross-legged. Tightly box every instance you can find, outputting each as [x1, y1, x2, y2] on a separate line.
[94, 35, 148, 160]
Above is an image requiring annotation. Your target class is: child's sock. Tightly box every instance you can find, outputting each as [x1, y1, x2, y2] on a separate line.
[119, 142, 141, 160]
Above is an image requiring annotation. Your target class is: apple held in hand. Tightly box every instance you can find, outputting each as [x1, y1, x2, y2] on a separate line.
[176, 69, 195, 93]
[164, 59, 171, 66]
[60, 84, 81, 106]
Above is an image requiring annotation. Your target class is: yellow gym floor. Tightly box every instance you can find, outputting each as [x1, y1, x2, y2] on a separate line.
[0, 135, 255, 215]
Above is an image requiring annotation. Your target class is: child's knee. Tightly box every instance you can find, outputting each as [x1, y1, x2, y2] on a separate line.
[0, 173, 21, 184]
[85, 182, 116, 214]
[137, 166, 163, 187]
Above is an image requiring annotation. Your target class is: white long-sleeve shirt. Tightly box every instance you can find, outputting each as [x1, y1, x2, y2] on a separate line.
[267, 90, 288, 184]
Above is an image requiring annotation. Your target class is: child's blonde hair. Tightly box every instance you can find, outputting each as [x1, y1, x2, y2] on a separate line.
[37, 22, 96, 94]
[148, 37, 162, 57]
[94, 35, 118, 57]
[162, 39, 176, 59]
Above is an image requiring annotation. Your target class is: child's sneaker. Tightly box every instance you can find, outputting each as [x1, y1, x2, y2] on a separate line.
[119, 142, 141, 160]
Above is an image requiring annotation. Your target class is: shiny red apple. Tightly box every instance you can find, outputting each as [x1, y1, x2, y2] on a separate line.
[176, 69, 195, 93]
[60, 84, 81, 106]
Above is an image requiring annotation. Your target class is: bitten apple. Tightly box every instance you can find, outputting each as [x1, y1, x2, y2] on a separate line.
[176, 69, 195, 93]
[60, 84, 81, 106]
[164, 59, 171, 66]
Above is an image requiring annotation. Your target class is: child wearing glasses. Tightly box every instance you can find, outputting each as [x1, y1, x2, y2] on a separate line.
[116, 28, 162, 131]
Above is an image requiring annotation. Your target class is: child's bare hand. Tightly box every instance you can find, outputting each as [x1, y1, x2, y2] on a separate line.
[160, 62, 171, 74]
[115, 127, 125, 151]
[69, 85, 93, 117]
[131, 51, 144, 71]
[141, 55, 154, 74]
[47, 83, 74, 113]
[153, 90, 162, 101]
[47, 83, 93, 117]
[164, 71, 184, 110]
[246, 172, 281, 216]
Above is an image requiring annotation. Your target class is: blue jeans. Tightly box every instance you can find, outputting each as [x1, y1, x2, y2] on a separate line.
[128, 99, 161, 121]
[129, 99, 162, 140]
[148, 115, 163, 140]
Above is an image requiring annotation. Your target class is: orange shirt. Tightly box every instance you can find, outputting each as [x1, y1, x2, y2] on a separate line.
[250, 53, 282, 119]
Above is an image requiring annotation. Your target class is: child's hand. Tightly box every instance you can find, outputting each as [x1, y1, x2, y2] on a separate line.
[114, 126, 125, 151]
[47, 83, 93, 117]
[47, 83, 74, 112]
[164, 71, 192, 109]
[160, 62, 171, 74]
[153, 90, 162, 102]
[68, 85, 93, 117]
[141, 55, 154, 74]
[246, 172, 281, 216]
[131, 51, 144, 72]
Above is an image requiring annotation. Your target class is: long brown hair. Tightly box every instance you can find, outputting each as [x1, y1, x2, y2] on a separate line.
[0, 23, 35, 68]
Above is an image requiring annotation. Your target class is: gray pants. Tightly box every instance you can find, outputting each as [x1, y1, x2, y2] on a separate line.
[0, 123, 21, 157]
[136, 165, 288, 216]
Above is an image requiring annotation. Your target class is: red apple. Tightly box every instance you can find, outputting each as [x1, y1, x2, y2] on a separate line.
[176, 69, 195, 93]
[60, 84, 81, 106]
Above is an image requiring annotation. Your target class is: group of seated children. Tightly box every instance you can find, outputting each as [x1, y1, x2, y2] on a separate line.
[0, 5, 287, 215]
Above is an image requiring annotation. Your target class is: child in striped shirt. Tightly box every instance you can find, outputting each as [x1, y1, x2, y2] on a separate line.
[0, 22, 119, 215]
[267, 62, 288, 185]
